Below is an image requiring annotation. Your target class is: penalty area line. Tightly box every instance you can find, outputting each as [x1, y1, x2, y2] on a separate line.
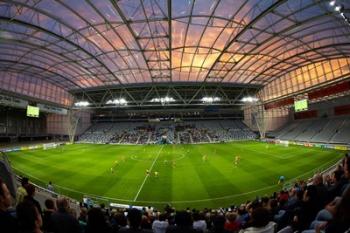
[133, 145, 164, 201]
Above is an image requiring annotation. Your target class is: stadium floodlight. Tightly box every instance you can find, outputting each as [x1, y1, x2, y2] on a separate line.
[241, 96, 259, 102]
[334, 5, 342, 12]
[74, 101, 90, 107]
[150, 96, 175, 103]
[201, 97, 221, 103]
[329, 0, 336, 6]
[106, 98, 127, 106]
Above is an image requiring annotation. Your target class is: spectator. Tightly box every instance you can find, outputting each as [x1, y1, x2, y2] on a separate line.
[119, 208, 152, 233]
[326, 170, 343, 201]
[42, 198, 56, 232]
[111, 211, 127, 232]
[78, 206, 88, 224]
[210, 214, 230, 233]
[16, 200, 42, 233]
[312, 174, 328, 209]
[166, 211, 197, 233]
[0, 177, 18, 233]
[321, 186, 350, 233]
[23, 184, 42, 216]
[224, 212, 240, 232]
[193, 211, 207, 232]
[16, 177, 29, 206]
[51, 198, 80, 233]
[86, 207, 112, 233]
[78, 207, 88, 232]
[239, 207, 276, 233]
[294, 185, 319, 231]
[47, 181, 54, 193]
[141, 213, 152, 230]
[152, 213, 169, 233]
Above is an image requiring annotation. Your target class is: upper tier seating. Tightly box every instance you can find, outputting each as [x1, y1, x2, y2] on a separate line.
[271, 116, 350, 143]
[78, 120, 256, 144]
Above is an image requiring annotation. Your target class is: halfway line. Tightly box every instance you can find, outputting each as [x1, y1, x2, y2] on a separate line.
[133, 145, 164, 201]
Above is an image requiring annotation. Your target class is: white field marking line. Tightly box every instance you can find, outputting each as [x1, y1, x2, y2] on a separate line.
[133, 145, 164, 201]
[10, 152, 341, 204]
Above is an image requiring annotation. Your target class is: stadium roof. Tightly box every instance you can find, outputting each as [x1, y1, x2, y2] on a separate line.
[0, 0, 350, 106]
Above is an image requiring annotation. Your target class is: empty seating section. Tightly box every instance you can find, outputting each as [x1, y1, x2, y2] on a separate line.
[331, 119, 350, 143]
[311, 119, 341, 142]
[296, 119, 328, 141]
[78, 120, 256, 144]
[272, 116, 350, 143]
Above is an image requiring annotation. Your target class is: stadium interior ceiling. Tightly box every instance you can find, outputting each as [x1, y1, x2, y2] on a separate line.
[1, 0, 350, 117]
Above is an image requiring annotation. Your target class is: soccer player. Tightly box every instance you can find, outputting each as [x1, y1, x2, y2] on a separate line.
[234, 155, 240, 166]
[202, 155, 208, 162]
[110, 167, 114, 174]
[146, 169, 150, 175]
[154, 171, 159, 177]
[278, 175, 285, 185]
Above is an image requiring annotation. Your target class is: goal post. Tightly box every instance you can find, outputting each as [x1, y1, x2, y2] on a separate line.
[250, 103, 267, 139]
[243, 95, 267, 139]
[65, 109, 81, 144]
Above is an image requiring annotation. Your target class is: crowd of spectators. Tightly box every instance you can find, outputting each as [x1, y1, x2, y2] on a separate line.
[1, 154, 350, 233]
[78, 121, 256, 145]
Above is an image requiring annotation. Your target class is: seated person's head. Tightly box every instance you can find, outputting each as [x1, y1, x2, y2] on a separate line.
[174, 211, 192, 227]
[56, 198, 69, 212]
[16, 200, 42, 232]
[24, 184, 36, 197]
[212, 214, 226, 230]
[128, 208, 142, 229]
[226, 212, 237, 222]
[21, 177, 29, 187]
[250, 207, 270, 228]
[45, 198, 56, 211]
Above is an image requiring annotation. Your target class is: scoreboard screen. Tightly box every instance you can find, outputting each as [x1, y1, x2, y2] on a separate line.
[27, 105, 40, 117]
[294, 99, 308, 112]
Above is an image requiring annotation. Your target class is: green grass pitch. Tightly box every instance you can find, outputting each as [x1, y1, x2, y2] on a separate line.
[6, 141, 344, 209]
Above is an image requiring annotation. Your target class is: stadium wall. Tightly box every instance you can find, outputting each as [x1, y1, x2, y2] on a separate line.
[0, 107, 46, 137]
[46, 110, 92, 136]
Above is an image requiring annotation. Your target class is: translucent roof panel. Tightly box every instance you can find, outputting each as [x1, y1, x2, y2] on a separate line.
[0, 0, 350, 91]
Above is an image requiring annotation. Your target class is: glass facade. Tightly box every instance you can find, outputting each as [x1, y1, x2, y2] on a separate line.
[0, 1, 350, 105]
[259, 58, 350, 101]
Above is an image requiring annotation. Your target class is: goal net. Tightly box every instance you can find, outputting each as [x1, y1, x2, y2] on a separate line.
[65, 109, 81, 144]
[244, 100, 267, 139]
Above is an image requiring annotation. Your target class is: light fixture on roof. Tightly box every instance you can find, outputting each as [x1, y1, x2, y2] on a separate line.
[106, 98, 127, 106]
[330, 0, 336, 6]
[241, 96, 259, 103]
[74, 101, 90, 107]
[201, 96, 221, 103]
[150, 96, 175, 103]
[335, 5, 342, 12]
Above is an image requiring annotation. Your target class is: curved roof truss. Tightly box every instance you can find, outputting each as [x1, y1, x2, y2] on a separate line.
[0, 0, 350, 94]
